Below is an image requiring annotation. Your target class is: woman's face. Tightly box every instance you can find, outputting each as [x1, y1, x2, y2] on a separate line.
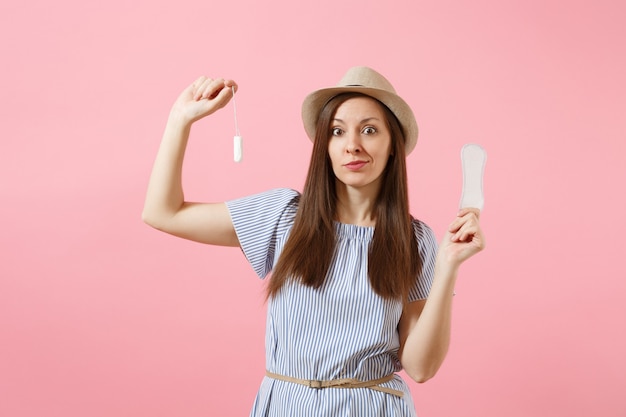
[327, 96, 392, 194]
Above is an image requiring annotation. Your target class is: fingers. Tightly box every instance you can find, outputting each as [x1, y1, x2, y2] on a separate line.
[440, 209, 485, 267]
[224, 79, 238, 91]
[191, 77, 238, 101]
[458, 207, 480, 219]
[448, 209, 481, 242]
[193, 77, 222, 101]
[175, 76, 237, 121]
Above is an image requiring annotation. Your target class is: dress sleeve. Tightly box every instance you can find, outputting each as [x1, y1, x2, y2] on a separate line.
[408, 220, 438, 302]
[225, 188, 299, 279]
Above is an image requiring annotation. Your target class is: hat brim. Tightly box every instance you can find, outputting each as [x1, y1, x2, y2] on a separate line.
[301, 86, 418, 155]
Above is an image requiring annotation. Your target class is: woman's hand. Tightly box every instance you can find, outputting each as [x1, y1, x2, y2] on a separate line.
[438, 208, 486, 269]
[170, 76, 238, 125]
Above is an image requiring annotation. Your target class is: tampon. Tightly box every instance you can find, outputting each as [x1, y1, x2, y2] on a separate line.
[231, 85, 242, 163]
[234, 135, 243, 163]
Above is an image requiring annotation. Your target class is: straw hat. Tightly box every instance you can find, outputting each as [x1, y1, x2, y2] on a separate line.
[301, 66, 418, 154]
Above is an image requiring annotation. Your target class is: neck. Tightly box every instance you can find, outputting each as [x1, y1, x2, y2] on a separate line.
[334, 182, 380, 227]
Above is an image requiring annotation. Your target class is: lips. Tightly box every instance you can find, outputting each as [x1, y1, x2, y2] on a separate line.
[344, 160, 368, 170]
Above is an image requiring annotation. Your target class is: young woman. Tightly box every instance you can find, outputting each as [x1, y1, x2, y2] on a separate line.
[143, 66, 485, 416]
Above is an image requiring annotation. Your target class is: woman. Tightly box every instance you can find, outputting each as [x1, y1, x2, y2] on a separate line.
[143, 66, 485, 416]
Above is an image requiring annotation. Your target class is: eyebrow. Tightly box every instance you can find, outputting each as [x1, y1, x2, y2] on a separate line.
[333, 117, 381, 124]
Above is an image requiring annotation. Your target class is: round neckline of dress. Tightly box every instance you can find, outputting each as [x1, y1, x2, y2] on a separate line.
[334, 220, 375, 228]
[334, 221, 375, 239]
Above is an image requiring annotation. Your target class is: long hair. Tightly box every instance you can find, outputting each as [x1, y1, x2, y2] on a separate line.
[268, 92, 420, 301]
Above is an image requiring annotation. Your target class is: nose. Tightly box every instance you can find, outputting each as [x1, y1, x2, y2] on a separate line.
[345, 131, 362, 154]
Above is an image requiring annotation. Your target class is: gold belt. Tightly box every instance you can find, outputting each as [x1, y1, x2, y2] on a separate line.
[265, 370, 404, 398]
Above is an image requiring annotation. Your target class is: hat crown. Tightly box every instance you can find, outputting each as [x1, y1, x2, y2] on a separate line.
[337, 66, 397, 94]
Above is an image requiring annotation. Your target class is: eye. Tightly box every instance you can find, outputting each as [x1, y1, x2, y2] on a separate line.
[362, 126, 377, 135]
[331, 127, 344, 136]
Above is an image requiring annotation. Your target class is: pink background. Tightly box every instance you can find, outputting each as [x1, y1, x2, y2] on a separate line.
[1, 0, 625, 416]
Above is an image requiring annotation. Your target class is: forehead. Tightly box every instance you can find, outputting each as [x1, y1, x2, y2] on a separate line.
[333, 96, 387, 120]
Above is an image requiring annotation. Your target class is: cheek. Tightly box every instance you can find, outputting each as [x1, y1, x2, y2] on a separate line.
[376, 140, 392, 159]
[327, 141, 342, 163]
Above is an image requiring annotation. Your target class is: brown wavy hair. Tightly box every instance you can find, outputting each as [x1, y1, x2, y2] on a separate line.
[268, 93, 420, 301]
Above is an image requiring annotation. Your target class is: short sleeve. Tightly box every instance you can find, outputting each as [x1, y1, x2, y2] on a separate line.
[225, 188, 299, 279]
[408, 220, 438, 302]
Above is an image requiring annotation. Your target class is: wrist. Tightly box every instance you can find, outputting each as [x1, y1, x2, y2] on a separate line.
[167, 108, 194, 129]
[434, 253, 460, 281]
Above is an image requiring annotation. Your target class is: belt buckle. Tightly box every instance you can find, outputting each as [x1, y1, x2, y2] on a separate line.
[308, 379, 323, 389]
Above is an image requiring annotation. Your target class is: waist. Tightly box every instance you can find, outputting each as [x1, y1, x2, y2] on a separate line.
[265, 370, 404, 398]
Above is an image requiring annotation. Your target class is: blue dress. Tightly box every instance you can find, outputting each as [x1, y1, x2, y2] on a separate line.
[226, 188, 438, 417]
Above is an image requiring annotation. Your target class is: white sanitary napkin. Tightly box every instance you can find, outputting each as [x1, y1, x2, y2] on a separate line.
[459, 144, 487, 211]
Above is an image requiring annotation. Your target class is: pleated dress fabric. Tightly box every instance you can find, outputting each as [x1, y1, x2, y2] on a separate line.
[226, 188, 438, 417]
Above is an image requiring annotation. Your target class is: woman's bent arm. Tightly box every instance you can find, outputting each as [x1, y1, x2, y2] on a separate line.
[398, 208, 485, 382]
[398, 263, 457, 383]
[142, 77, 239, 247]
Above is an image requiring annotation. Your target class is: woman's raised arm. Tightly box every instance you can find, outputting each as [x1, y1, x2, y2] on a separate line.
[142, 76, 239, 247]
